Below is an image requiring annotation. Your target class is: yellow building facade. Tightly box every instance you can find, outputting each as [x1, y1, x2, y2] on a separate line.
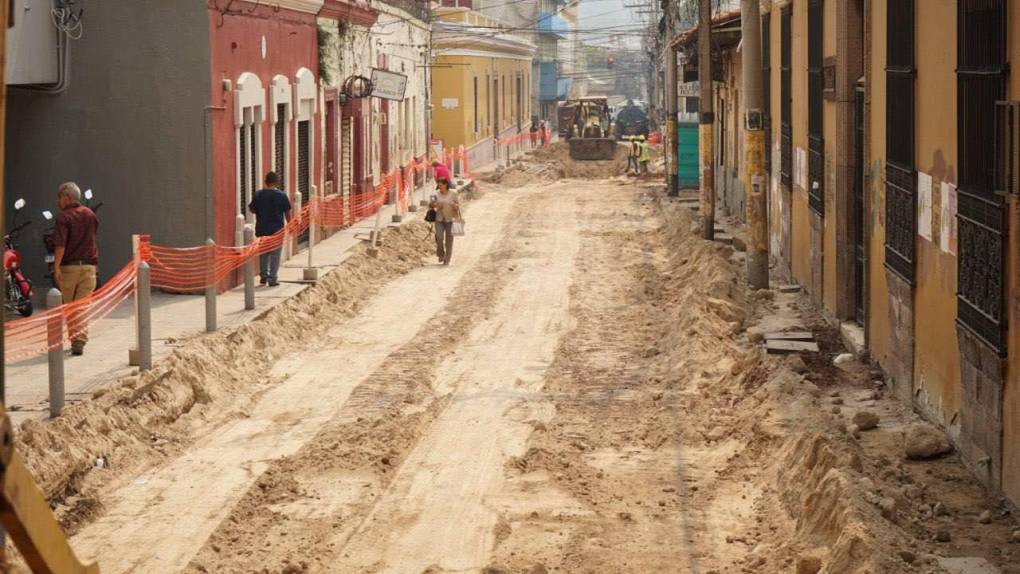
[431, 8, 536, 168]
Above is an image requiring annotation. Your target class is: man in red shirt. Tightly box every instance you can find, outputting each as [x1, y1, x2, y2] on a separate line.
[53, 181, 99, 356]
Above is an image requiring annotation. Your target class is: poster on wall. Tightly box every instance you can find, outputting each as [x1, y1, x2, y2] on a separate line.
[940, 181, 957, 255]
[794, 147, 807, 190]
[917, 172, 933, 242]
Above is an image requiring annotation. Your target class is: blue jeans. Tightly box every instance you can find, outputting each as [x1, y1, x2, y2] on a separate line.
[260, 248, 282, 284]
[628, 157, 639, 173]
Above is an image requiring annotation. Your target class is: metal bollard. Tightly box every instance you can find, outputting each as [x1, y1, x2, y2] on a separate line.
[304, 188, 319, 282]
[244, 225, 256, 309]
[137, 262, 152, 371]
[46, 288, 64, 418]
[288, 193, 302, 261]
[205, 238, 217, 332]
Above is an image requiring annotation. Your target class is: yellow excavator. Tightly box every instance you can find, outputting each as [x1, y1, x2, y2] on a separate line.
[0, 4, 100, 573]
[565, 97, 618, 161]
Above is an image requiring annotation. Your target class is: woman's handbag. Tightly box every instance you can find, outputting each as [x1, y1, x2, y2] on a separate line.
[425, 207, 437, 223]
[451, 221, 465, 237]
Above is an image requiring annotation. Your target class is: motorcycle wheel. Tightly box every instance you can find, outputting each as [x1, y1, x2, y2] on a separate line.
[17, 299, 33, 317]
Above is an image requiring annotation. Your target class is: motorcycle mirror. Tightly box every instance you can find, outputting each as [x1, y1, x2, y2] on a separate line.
[84, 189, 93, 201]
[42, 210, 53, 220]
[13, 198, 25, 210]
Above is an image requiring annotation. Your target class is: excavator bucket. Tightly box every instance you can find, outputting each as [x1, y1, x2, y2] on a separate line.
[568, 138, 617, 161]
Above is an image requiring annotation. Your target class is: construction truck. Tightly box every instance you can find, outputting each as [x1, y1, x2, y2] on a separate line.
[565, 97, 617, 161]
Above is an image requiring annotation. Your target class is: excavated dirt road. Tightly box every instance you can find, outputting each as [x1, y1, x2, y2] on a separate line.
[14, 154, 1018, 573]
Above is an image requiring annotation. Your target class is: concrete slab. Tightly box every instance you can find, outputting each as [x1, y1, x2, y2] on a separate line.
[764, 340, 820, 354]
[764, 331, 814, 341]
[839, 321, 866, 358]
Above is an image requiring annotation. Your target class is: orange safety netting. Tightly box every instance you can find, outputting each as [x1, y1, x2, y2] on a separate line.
[4, 158, 435, 364]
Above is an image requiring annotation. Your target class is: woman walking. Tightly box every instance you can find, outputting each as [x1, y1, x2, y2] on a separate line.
[430, 177, 462, 266]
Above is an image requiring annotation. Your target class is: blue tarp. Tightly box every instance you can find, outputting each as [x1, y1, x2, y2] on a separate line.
[556, 78, 573, 100]
[538, 11, 568, 38]
[540, 62, 558, 100]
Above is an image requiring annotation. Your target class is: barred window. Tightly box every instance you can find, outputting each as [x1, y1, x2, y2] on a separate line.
[957, 0, 1008, 353]
[884, 0, 916, 282]
[808, 0, 824, 215]
[780, 6, 792, 187]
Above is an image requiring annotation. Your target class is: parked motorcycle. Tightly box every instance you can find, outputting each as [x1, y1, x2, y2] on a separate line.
[43, 188, 102, 289]
[5, 198, 34, 317]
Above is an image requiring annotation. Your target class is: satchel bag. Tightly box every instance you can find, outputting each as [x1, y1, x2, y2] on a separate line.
[424, 207, 437, 223]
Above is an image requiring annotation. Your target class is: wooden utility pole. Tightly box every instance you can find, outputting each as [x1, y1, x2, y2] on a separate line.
[741, 0, 768, 288]
[698, 0, 714, 239]
[665, 2, 678, 196]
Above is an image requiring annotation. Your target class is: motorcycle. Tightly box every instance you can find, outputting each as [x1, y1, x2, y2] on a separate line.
[43, 188, 102, 288]
[5, 198, 34, 317]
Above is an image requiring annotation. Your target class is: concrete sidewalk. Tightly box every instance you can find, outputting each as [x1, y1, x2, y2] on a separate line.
[3, 195, 432, 426]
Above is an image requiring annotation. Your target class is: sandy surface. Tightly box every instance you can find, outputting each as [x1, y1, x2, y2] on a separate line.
[8, 160, 1019, 573]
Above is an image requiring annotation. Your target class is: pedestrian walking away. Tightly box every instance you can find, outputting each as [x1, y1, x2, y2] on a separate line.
[430, 177, 462, 266]
[53, 181, 100, 356]
[249, 171, 292, 287]
[432, 160, 451, 183]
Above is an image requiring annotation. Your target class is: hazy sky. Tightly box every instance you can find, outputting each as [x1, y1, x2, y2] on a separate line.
[577, 0, 647, 47]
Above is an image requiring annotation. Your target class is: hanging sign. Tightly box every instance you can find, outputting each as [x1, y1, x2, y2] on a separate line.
[370, 68, 408, 101]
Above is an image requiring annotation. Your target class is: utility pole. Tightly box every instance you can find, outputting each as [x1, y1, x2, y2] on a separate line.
[665, 1, 679, 196]
[698, 0, 714, 239]
[741, 0, 768, 288]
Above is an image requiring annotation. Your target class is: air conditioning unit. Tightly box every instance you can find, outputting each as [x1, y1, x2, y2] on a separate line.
[6, 0, 60, 85]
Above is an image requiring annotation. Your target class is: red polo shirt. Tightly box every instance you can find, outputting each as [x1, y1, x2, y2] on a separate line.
[54, 202, 99, 264]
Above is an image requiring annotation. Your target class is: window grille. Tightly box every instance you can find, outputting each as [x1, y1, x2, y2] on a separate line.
[957, 0, 1008, 353]
[808, 0, 824, 215]
[884, 0, 916, 282]
[249, 123, 258, 201]
[239, 126, 248, 217]
[780, 7, 792, 187]
[995, 101, 1020, 197]
[298, 120, 310, 204]
[275, 104, 287, 191]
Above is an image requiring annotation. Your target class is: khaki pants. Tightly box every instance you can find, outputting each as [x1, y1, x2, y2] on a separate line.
[59, 264, 97, 345]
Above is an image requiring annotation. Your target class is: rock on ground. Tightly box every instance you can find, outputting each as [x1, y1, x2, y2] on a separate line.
[903, 423, 952, 460]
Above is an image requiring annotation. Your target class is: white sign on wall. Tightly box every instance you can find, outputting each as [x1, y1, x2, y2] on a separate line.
[441, 98, 459, 110]
[371, 68, 408, 101]
[678, 82, 700, 97]
[918, 171, 933, 242]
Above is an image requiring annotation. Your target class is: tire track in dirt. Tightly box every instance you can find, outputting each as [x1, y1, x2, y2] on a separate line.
[331, 182, 582, 572]
[66, 193, 517, 574]
[180, 185, 561, 574]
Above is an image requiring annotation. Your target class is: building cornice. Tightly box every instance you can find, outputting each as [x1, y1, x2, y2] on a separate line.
[320, 0, 378, 25]
[270, 0, 325, 14]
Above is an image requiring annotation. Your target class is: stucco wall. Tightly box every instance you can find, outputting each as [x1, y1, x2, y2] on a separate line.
[208, 3, 321, 248]
[791, 0, 812, 290]
[5, 0, 210, 283]
[912, 0, 960, 428]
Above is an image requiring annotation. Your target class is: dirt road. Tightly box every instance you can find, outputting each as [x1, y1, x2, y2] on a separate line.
[15, 152, 1017, 573]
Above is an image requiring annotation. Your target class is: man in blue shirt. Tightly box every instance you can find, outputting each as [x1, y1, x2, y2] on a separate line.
[248, 171, 292, 286]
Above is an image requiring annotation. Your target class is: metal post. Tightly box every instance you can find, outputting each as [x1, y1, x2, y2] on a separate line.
[391, 177, 403, 223]
[244, 225, 256, 308]
[129, 234, 142, 366]
[205, 238, 217, 332]
[741, 0, 768, 289]
[304, 187, 319, 281]
[666, 9, 679, 197]
[699, 0, 716, 240]
[369, 198, 383, 257]
[137, 262, 152, 371]
[46, 288, 64, 418]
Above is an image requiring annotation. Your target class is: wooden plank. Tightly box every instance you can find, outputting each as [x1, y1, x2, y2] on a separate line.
[764, 340, 820, 354]
[764, 331, 814, 341]
[777, 284, 802, 293]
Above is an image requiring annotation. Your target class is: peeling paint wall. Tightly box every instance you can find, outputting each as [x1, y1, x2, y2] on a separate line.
[912, 0, 960, 429]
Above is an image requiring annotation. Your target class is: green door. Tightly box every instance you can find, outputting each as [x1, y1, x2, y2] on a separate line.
[677, 122, 700, 188]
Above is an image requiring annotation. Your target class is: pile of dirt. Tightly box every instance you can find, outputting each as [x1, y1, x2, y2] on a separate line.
[484, 141, 631, 187]
[14, 222, 437, 525]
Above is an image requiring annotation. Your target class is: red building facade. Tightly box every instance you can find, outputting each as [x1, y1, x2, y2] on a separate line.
[207, 0, 323, 247]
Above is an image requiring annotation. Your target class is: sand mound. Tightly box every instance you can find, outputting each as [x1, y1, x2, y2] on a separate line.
[16, 223, 436, 511]
[484, 142, 631, 187]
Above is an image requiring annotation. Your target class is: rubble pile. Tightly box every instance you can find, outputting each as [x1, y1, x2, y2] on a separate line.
[484, 142, 631, 187]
